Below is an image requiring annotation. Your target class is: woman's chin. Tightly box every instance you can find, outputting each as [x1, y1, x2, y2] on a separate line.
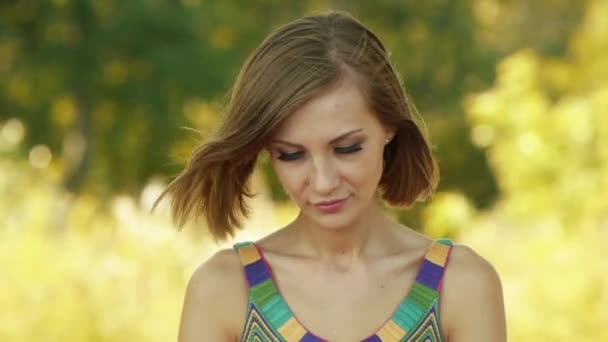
[304, 204, 368, 232]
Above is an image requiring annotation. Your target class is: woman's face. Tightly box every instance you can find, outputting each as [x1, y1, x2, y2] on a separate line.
[267, 76, 394, 230]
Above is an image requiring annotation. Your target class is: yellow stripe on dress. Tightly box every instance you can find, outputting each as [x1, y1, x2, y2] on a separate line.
[376, 319, 407, 341]
[426, 242, 450, 267]
[237, 244, 262, 265]
[277, 317, 307, 342]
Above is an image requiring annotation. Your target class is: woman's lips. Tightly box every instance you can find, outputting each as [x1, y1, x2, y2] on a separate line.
[314, 197, 349, 214]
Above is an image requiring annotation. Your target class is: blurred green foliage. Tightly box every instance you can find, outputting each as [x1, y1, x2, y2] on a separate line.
[425, 1, 608, 340]
[0, 154, 195, 341]
[1, 0, 586, 209]
[0, 0, 309, 195]
[1, 0, 606, 341]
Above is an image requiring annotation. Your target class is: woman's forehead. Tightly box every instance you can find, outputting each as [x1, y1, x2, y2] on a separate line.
[273, 81, 378, 139]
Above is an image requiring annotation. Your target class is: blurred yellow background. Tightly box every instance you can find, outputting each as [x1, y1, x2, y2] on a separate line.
[1, 0, 607, 341]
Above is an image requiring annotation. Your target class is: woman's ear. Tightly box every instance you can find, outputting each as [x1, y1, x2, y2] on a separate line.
[385, 128, 396, 144]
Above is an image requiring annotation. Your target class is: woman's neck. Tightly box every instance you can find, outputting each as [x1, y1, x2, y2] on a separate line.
[289, 201, 394, 269]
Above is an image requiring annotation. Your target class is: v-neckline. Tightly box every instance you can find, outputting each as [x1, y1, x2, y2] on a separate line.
[250, 241, 440, 342]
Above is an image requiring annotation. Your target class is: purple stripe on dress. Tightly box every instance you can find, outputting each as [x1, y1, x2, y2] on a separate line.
[361, 335, 382, 342]
[299, 332, 325, 342]
[416, 259, 444, 290]
[244, 259, 271, 287]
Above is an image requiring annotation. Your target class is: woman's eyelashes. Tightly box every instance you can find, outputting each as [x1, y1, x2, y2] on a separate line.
[277, 150, 305, 161]
[277, 144, 363, 161]
[335, 144, 363, 154]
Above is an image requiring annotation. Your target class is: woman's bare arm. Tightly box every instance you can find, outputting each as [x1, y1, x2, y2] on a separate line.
[441, 244, 507, 342]
[178, 249, 247, 342]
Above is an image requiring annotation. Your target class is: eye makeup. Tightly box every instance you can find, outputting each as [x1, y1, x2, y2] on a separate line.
[276, 143, 363, 161]
[277, 150, 305, 161]
[334, 144, 363, 154]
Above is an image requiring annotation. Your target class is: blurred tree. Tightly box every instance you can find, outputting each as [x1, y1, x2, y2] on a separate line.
[425, 0, 608, 339]
[0, 0, 590, 230]
[0, 0, 308, 197]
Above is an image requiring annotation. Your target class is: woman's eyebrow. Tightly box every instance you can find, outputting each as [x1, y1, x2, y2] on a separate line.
[270, 128, 363, 148]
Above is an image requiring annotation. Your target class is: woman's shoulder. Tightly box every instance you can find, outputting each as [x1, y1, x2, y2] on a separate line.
[179, 247, 248, 341]
[190, 247, 247, 287]
[440, 242, 506, 340]
[187, 247, 248, 312]
[443, 242, 501, 290]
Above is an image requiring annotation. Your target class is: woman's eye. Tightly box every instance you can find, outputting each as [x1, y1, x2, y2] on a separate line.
[335, 144, 362, 154]
[276, 144, 361, 161]
[277, 151, 304, 161]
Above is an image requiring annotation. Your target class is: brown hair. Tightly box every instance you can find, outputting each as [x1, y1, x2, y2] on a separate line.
[154, 11, 438, 240]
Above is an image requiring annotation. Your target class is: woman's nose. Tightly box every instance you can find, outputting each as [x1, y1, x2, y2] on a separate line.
[308, 157, 339, 195]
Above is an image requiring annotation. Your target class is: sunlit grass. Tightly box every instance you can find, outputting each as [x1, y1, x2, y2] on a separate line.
[0, 147, 287, 342]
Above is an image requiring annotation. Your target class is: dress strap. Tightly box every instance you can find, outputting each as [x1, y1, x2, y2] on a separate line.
[416, 238, 453, 291]
[233, 241, 321, 341]
[369, 239, 453, 340]
[233, 241, 273, 288]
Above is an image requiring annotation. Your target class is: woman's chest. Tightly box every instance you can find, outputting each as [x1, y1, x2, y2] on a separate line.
[233, 241, 451, 341]
[266, 260, 421, 341]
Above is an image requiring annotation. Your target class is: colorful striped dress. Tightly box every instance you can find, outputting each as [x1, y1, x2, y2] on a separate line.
[233, 238, 453, 342]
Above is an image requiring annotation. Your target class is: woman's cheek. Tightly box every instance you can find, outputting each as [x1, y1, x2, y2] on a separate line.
[356, 150, 384, 186]
[275, 165, 305, 201]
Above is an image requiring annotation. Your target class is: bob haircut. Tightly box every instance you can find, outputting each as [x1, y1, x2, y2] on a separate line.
[154, 11, 439, 240]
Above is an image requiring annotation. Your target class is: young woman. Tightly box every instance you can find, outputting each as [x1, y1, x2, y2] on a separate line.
[157, 11, 506, 342]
